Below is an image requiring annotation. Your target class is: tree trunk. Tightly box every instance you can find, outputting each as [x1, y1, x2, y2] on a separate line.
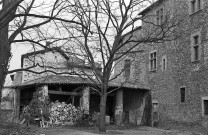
[0, 0, 13, 103]
[99, 91, 107, 132]
[0, 25, 10, 102]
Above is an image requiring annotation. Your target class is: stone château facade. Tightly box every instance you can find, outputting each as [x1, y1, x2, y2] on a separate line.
[114, 0, 208, 126]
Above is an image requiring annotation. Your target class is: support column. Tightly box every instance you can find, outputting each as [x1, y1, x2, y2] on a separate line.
[81, 87, 89, 114]
[115, 89, 123, 125]
[14, 88, 20, 121]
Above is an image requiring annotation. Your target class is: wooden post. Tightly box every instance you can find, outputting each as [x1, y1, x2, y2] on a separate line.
[72, 96, 74, 105]
[58, 86, 62, 91]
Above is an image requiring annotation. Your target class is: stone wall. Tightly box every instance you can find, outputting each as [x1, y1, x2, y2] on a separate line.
[22, 51, 68, 82]
[21, 51, 96, 82]
[114, 0, 208, 126]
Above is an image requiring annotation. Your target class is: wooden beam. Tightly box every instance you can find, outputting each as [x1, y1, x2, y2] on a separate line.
[48, 90, 82, 96]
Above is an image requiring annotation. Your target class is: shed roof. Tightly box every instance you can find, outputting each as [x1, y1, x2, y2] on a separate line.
[7, 75, 149, 90]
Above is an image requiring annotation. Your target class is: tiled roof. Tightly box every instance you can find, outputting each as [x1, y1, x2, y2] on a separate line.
[8, 75, 149, 90]
[138, 0, 165, 15]
[11, 75, 93, 87]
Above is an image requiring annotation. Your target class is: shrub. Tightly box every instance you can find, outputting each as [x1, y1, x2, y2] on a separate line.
[74, 113, 95, 127]
[21, 92, 50, 124]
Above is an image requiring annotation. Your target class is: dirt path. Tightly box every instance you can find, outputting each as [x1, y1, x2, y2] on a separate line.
[36, 126, 198, 135]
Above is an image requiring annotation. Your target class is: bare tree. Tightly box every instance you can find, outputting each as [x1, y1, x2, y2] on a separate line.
[56, 0, 184, 132]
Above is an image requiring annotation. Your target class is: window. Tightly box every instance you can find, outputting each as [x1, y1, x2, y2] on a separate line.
[163, 59, 166, 71]
[204, 100, 208, 115]
[161, 55, 167, 71]
[189, 0, 202, 14]
[191, 0, 196, 12]
[150, 51, 157, 71]
[124, 59, 131, 80]
[180, 87, 186, 103]
[191, 32, 201, 62]
[194, 35, 199, 60]
[198, 0, 201, 10]
[202, 97, 208, 116]
[156, 8, 163, 25]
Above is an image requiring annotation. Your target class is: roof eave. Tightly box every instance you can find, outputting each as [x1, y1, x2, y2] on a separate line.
[138, 0, 165, 16]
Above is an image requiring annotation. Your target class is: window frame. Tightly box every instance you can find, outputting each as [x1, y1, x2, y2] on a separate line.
[149, 51, 157, 71]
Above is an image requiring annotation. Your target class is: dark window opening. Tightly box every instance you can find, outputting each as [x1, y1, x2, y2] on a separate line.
[156, 8, 163, 25]
[194, 35, 199, 45]
[204, 100, 208, 115]
[150, 52, 157, 71]
[190, 0, 202, 14]
[191, 0, 196, 13]
[160, 8, 163, 23]
[163, 58, 166, 71]
[198, 0, 201, 10]
[124, 59, 131, 80]
[156, 10, 160, 25]
[193, 35, 199, 61]
[194, 46, 199, 60]
[180, 87, 185, 103]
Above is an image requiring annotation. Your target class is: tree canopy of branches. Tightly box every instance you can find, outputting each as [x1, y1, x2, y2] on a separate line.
[0, 0, 184, 132]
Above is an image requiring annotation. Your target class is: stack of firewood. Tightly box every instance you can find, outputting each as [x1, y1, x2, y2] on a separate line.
[49, 101, 83, 125]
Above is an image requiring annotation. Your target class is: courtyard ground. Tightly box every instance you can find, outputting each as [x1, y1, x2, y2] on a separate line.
[35, 125, 205, 135]
[158, 120, 208, 135]
[1, 121, 207, 135]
